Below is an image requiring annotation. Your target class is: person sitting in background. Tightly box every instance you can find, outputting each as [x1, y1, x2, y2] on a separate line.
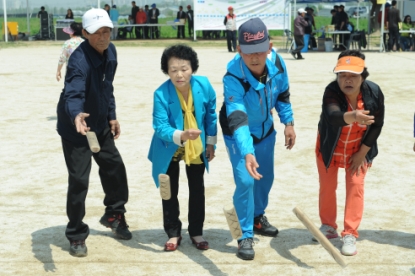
[66, 9, 74, 19]
[135, 7, 147, 39]
[117, 16, 134, 39]
[400, 15, 413, 51]
[56, 22, 84, 82]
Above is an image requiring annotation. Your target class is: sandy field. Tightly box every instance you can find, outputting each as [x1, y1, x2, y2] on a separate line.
[0, 41, 415, 276]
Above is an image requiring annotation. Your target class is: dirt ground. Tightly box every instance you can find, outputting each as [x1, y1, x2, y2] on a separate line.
[1, 42, 415, 276]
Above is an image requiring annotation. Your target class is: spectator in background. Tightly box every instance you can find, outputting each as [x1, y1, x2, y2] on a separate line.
[149, 3, 160, 39]
[177, 6, 187, 38]
[131, 1, 139, 37]
[292, 8, 308, 60]
[37, 6, 47, 18]
[110, 5, 119, 40]
[131, 1, 139, 23]
[387, 0, 401, 51]
[66, 9, 74, 19]
[336, 5, 349, 50]
[117, 15, 134, 39]
[56, 22, 84, 82]
[104, 4, 110, 16]
[331, 6, 339, 49]
[135, 7, 147, 39]
[304, 7, 316, 50]
[400, 15, 413, 51]
[377, 2, 391, 50]
[187, 5, 194, 37]
[144, 5, 150, 39]
[224, 6, 237, 52]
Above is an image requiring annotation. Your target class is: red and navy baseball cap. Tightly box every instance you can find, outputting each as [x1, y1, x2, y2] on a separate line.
[238, 18, 270, 54]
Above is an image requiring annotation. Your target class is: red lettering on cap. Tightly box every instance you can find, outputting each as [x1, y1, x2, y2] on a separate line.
[243, 31, 265, 42]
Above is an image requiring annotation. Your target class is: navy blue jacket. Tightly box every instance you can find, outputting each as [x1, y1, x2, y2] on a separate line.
[57, 40, 117, 144]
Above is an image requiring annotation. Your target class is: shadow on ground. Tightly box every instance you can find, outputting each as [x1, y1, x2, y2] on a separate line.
[269, 228, 415, 268]
[31, 226, 234, 275]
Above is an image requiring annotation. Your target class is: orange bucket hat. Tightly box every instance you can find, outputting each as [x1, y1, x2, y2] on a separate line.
[333, 56, 365, 74]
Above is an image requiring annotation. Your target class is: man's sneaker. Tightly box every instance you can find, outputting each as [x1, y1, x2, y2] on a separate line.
[291, 51, 297, 59]
[69, 240, 87, 257]
[312, 224, 339, 242]
[237, 238, 255, 260]
[341, 234, 357, 256]
[100, 213, 132, 240]
[253, 215, 279, 237]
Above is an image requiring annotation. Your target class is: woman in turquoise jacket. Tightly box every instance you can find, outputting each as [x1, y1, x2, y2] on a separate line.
[148, 44, 217, 251]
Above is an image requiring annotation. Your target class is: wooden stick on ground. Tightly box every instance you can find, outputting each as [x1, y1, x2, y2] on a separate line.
[293, 206, 348, 268]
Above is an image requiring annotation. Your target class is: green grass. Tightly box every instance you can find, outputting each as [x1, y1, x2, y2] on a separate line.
[1, 15, 372, 48]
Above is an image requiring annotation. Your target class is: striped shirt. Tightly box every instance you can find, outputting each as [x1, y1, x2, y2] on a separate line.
[316, 92, 367, 168]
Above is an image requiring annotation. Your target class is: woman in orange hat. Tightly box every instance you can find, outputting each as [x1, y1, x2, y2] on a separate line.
[315, 50, 385, 256]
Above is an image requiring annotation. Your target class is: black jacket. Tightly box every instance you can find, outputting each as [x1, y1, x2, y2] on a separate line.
[177, 10, 186, 20]
[318, 80, 385, 168]
[57, 41, 118, 144]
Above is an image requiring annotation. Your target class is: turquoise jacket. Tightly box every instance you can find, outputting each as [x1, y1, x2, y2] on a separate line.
[148, 75, 217, 187]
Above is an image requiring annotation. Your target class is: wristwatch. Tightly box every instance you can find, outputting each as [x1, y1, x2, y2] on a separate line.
[284, 120, 294, 126]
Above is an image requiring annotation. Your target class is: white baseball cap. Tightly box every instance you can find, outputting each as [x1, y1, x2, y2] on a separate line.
[298, 8, 306, 14]
[82, 8, 113, 34]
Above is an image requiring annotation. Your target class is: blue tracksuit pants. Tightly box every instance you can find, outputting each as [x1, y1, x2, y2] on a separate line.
[223, 130, 276, 240]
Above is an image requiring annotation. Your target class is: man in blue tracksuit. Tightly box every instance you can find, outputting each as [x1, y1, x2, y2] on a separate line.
[219, 18, 296, 260]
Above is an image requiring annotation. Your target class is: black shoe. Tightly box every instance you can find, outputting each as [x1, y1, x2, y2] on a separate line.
[291, 52, 297, 59]
[297, 56, 305, 60]
[69, 240, 87, 257]
[237, 238, 255, 260]
[100, 213, 132, 240]
[253, 215, 279, 237]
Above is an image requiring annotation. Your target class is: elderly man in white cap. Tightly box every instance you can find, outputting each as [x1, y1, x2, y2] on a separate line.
[292, 8, 309, 60]
[56, 8, 132, 257]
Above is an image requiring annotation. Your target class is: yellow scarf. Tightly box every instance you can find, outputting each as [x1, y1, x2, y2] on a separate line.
[176, 87, 203, 165]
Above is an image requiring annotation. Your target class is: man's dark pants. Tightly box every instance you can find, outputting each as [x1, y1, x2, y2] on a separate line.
[226, 30, 236, 52]
[293, 35, 305, 57]
[388, 26, 400, 51]
[188, 21, 193, 37]
[62, 127, 129, 241]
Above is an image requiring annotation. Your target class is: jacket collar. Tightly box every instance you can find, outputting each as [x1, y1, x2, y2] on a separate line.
[168, 76, 201, 128]
[82, 40, 116, 68]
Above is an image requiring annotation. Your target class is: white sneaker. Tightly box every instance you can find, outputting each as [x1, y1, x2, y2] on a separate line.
[341, 234, 357, 256]
[312, 224, 339, 242]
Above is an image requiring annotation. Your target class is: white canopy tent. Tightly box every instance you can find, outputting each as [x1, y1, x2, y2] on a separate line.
[2, 0, 101, 43]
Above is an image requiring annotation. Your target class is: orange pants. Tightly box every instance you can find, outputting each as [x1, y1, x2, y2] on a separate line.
[316, 157, 366, 238]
